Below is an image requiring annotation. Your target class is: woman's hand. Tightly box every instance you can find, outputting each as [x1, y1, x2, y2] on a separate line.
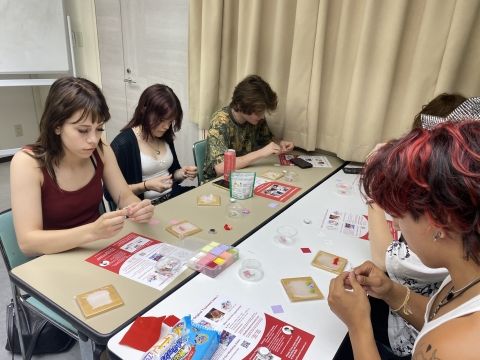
[125, 199, 154, 223]
[145, 174, 173, 193]
[176, 166, 197, 181]
[92, 209, 128, 240]
[328, 271, 371, 328]
[351, 261, 395, 300]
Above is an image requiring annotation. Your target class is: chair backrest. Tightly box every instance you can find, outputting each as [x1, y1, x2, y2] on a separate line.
[0, 209, 30, 271]
[0, 209, 79, 343]
[192, 139, 207, 185]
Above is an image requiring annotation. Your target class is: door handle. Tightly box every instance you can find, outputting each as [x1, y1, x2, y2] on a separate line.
[123, 78, 137, 84]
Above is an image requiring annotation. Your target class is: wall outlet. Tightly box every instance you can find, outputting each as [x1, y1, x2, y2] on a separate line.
[14, 124, 23, 137]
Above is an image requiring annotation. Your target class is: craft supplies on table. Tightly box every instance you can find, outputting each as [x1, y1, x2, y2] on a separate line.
[187, 241, 239, 278]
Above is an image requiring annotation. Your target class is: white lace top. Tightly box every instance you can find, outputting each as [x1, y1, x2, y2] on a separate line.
[386, 239, 448, 356]
[140, 142, 173, 199]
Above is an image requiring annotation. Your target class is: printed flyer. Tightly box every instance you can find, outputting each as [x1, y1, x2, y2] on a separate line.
[297, 155, 332, 168]
[85, 232, 193, 290]
[192, 295, 314, 360]
[320, 210, 399, 240]
[320, 209, 369, 239]
[278, 154, 332, 168]
[254, 181, 301, 202]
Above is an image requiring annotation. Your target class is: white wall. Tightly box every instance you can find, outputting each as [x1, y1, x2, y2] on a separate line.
[0, 0, 101, 153]
[0, 87, 38, 150]
[64, 0, 102, 84]
[0, 0, 196, 167]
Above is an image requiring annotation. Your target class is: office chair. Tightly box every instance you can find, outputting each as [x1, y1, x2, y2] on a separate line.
[192, 139, 207, 185]
[0, 209, 79, 359]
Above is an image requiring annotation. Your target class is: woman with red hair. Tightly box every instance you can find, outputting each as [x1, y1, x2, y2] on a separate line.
[329, 120, 480, 359]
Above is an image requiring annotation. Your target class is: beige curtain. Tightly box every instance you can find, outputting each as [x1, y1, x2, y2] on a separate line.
[189, 0, 480, 161]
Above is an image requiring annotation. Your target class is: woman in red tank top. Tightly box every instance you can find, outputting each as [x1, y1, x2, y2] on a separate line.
[10, 77, 154, 255]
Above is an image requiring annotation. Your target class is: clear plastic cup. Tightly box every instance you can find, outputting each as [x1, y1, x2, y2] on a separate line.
[284, 171, 298, 182]
[256, 346, 273, 359]
[238, 259, 264, 282]
[274, 225, 298, 245]
[227, 199, 243, 218]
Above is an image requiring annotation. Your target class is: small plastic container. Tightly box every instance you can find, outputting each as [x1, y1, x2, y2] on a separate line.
[238, 259, 264, 282]
[226, 199, 243, 218]
[274, 225, 298, 246]
[256, 347, 273, 360]
[187, 241, 239, 278]
[284, 171, 298, 182]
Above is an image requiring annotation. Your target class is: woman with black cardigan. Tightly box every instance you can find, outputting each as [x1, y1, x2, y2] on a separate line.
[110, 84, 197, 204]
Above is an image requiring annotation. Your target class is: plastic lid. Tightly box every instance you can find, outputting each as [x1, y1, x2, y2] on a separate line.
[257, 347, 271, 356]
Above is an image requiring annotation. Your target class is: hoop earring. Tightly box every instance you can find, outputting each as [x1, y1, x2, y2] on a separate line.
[433, 231, 443, 242]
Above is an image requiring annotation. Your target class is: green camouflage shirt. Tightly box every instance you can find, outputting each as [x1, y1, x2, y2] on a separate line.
[203, 107, 274, 181]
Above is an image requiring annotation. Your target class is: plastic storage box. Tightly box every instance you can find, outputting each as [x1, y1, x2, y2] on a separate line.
[187, 241, 239, 278]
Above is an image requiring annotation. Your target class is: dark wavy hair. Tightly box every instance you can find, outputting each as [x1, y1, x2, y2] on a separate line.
[411, 93, 466, 129]
[229, 75, 278, 115]
[362, 121, 480, 263]
[29, 77, 110, 181]
[123, 84, 182, 143]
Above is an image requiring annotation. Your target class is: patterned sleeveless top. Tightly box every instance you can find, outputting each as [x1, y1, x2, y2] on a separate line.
[386, 237, 447, 356]
[41, 150, 104, 230]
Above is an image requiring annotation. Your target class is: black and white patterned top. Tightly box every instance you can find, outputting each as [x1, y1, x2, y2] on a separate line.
[386, 236, 448, 356]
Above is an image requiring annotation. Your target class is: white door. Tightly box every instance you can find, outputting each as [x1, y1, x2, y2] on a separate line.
[95, 0, 196, 167]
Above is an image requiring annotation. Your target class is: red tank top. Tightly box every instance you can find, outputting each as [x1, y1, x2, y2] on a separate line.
[41, 150, 104, 230]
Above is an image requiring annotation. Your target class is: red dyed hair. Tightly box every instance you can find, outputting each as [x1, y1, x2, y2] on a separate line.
[362, 121, 480, 263]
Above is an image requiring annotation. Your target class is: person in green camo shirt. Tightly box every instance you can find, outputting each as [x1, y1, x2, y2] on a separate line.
[203, 74, 294, 182]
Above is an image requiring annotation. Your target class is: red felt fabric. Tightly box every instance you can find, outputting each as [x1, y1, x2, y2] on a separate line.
[119, 316, 165, 351]
[164, 314, 180, 327]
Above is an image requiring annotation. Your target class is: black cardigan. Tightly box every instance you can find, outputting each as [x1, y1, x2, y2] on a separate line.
[109, 128, 182, 200]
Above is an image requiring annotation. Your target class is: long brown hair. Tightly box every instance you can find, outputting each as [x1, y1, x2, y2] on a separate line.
[123, 84, 183, 143]
[29, 77, 110, 181]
